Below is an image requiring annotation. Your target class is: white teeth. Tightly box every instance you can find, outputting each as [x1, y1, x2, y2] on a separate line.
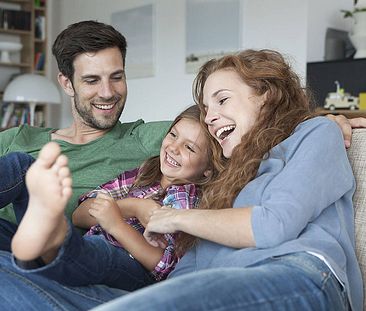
[94, 104, 114, 110]
[216, 125, 235, 139]
[166, 154, 180, 167]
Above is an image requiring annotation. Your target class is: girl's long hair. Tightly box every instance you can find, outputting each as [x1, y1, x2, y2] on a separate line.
[194, 49, 315, 212]
[133, 105, 224, 191]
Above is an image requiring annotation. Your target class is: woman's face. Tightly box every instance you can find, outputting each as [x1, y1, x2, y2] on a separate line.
[202, 69, 263, 158]
[160, 118, 211, 188]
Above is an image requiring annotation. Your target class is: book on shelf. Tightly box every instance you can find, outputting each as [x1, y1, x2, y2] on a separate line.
[34, 52, 45, 70]
[1, 103, 45, 128]
[35, 15, 46, 40]
[0, 8, 31, 31]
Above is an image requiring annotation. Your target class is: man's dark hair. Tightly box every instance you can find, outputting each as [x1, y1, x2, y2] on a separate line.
[52, 20, 127, 80]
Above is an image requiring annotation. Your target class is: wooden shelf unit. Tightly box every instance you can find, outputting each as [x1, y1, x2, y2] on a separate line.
[0, 0, 48, 130]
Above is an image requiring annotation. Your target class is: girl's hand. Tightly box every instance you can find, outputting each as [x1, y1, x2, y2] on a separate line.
[143, 206, 181, 247]
[88, 193, 123, 233]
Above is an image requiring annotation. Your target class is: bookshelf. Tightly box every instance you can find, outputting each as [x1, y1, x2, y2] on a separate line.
[0, 0, 48, 130]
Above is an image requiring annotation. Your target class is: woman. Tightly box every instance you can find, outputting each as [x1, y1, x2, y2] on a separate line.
[0, 49, 362, 311]
[93, 49, 362, 310]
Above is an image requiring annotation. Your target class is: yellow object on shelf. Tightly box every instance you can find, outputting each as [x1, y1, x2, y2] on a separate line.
[360, 93, 366, 110]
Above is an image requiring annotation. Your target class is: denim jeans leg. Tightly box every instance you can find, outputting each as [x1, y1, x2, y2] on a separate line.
[91, 252, 349, 311]
[15, 222, 155, 291]
[0, 152, 35, 220]
[0, 152, 35, 251]
[0, 250, 126, 311]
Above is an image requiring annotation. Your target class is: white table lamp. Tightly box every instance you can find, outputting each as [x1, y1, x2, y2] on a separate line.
[3, 74, 61, 126]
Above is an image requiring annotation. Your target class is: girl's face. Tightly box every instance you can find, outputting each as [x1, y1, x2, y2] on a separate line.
[160, 118, 211, 188]
[202, 69, 263, 158]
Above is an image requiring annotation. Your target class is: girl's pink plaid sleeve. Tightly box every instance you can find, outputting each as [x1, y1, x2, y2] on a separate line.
[78, 167, 140, 204]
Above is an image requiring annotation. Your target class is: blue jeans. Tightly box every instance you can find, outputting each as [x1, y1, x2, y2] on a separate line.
[0, 152, 35, 251]
[0, 152, 155, 291]
[27, 222, 156, 291]
[0, 251, 125, 311]
[92, 252, 349, 311]
[0, 252, 349, 311]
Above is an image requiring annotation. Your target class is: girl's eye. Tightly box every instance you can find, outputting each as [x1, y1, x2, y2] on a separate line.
[186, 145, 195, 153]
[169, 131, 177, 138]
[85, 79, 98, 84]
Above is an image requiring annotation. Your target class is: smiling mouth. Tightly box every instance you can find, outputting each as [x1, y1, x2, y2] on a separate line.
[166, 153, 181, 167]
[92, 103, 116, 110]
[215, 125, 236, 141]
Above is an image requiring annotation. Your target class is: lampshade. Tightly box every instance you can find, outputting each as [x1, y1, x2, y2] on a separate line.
[3, 73, 61, 126]
[3, 73, 61, 104]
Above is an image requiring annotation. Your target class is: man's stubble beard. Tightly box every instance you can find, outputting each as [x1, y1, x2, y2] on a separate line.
[73, 92, 126, 130]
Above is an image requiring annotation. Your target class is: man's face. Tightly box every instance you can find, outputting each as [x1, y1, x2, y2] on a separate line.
[71, 47, 127, 130]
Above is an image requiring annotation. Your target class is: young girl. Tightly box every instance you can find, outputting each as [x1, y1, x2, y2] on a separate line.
[9, 105, 222, 291]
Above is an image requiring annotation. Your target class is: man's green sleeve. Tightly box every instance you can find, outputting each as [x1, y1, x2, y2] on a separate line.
[134, 120, 172, 157]
[0, 127, 19, 156]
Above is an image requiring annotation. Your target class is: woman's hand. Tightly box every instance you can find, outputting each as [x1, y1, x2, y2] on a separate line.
[326, 114, 366, 148]
[143, 206, 181, 247]
[88, 193, 123, 234]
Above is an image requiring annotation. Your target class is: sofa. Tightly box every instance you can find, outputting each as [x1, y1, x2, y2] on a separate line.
[346, 128, 366, 309]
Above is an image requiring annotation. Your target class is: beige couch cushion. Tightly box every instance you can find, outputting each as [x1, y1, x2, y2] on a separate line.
[347, 128, 366, 309]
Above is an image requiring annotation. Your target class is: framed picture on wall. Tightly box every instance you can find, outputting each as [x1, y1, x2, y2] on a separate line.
[185, 0, 241, 74]
[111, 4, 155, 79]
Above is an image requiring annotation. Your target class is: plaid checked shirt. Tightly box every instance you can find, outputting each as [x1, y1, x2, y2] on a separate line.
[79, 167, 200, 281]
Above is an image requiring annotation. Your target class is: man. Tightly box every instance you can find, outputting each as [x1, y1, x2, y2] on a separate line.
[0, 20, 171, 250]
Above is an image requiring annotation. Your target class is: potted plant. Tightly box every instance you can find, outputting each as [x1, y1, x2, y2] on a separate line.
[342, 0, 366, 58]
[342, 0, 366, 17]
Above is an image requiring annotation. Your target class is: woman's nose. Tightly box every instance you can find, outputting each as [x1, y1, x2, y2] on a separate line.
[204, 108, 219, 125]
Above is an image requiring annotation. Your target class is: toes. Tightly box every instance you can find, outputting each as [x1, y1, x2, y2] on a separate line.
[61, 176, 72, 188]
[62, 187, 73, 200]
[37, 142, 61, 169]
[58, 166, 71, 179]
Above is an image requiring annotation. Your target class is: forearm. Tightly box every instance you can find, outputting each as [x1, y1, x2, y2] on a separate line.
[172, 208, 255, 248]
[116, 198, 160, 226]
[116, 198, 141, 218]
[110, 222, 164, 271]
[72, 200, 98, 229]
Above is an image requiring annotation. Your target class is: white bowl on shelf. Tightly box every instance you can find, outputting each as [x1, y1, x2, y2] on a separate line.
[0, 42, 23, 63]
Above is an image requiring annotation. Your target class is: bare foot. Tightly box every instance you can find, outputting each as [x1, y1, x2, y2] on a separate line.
[11, 142, 72, 262]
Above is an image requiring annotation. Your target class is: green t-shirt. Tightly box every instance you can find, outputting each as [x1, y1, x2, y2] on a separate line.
[0, 119, 171, 223]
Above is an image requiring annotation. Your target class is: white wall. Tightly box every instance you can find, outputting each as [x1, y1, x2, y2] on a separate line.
[307, 0, 353, 62]
[48, 0, 353, 128]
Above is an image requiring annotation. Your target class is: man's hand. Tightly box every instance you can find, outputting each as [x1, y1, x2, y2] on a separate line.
[88, 193, 123, 233]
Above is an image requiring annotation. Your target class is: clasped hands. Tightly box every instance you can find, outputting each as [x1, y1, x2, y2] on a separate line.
[89, 193, 180, 248]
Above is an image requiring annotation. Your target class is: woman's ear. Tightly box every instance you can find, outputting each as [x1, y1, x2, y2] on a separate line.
[58, 72, 74, 97]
